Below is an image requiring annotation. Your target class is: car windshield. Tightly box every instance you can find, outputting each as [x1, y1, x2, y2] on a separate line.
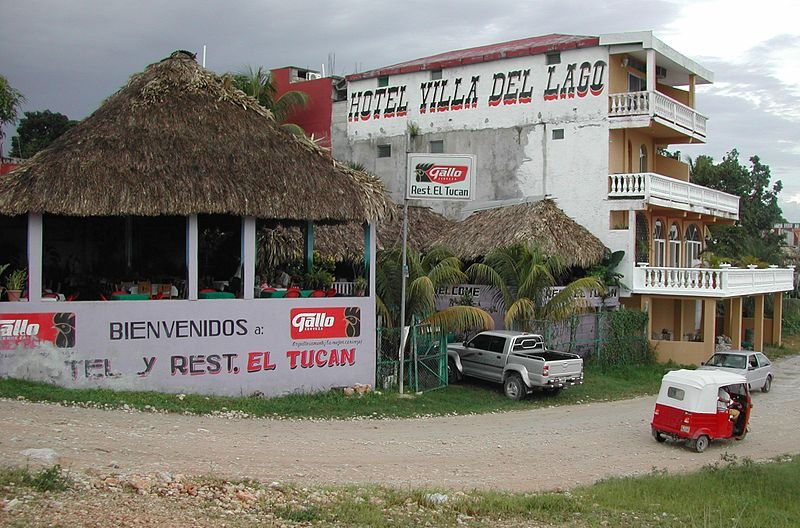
[707, 353, 747, 369]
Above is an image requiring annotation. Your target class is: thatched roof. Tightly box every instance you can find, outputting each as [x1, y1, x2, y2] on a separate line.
[433, 199, 607, 267]
[258, 205, 453, 261]
[0, 51, 391, 222]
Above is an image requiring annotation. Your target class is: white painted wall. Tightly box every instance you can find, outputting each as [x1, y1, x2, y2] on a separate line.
[0, 297, 376, 397]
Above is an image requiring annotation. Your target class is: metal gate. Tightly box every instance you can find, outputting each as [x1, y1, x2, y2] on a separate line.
[376, 324, 447, 393]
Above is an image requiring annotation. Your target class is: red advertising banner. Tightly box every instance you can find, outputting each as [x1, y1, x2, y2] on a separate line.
[0, 312, 76, 349]
[290, 307, 360, 339]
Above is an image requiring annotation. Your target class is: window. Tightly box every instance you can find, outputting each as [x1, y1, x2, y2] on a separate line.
[684, 224, 701, 267]
[430, 69, 442, 80]
[667, 386, 685, 401]
[377, 144, 391, 158]
[628, 74, 646, 92]
[429, 140, 444, 153]
[552, 128, 564, 140]
[377, 75, 389, 87]
[468, 334, 493, 350]
[546, 52, 561, 65]
[653, 219, 665, 267]
[639, 145, 648, 172]
[668, 222, 681, 267]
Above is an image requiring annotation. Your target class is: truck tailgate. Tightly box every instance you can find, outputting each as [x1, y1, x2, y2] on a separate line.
[545, 359, 583, 380]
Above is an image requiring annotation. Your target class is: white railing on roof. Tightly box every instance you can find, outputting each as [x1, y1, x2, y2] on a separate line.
[631, 266, 794, 297]
[608, 90, 707, 139]
[608, 172, 739, 219]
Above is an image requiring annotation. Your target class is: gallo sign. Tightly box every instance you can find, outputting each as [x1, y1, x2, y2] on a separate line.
[406, 154, 475, 201]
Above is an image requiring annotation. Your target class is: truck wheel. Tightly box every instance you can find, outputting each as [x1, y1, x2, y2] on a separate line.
[762, 375, 772, 393]
[447, 359, 460, 385]
[503, 374, 527, 401]
[694, 435, 710, 453]
[544, 387, 562, 396]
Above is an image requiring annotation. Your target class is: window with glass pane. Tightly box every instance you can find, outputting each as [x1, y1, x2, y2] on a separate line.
[653, 219, 665, 266]
[685, 224, 701, 267]
[668, 222, 681, 267]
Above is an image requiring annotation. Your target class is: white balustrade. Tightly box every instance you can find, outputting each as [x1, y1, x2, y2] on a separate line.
[609, 91, 707, 138]
[333, 281, 355, 296]
[608, 172, 739, 219]
[632, 266, 794, 297]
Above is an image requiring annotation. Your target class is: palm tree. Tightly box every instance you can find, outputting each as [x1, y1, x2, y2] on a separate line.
[0, 74, 25, 154]
[230, 66, 309, 136]
[376, 246, 493, 332]
[467, 242, 604, 331]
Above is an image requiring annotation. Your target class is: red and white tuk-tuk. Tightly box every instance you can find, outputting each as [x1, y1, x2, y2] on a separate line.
[651, 369, 751, 453]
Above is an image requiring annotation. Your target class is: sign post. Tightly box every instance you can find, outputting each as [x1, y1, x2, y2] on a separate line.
[398, 153, 475, 394]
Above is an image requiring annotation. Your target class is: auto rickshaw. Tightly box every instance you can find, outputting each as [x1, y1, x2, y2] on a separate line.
[651, 369, 751, 453]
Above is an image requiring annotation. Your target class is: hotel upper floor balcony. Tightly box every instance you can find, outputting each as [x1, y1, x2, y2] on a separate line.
[631, 265, 795, 298]
[609, 172, 739, 220]
[608, 90, 708, 142]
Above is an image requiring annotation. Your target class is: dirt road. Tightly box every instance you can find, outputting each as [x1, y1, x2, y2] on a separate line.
[2, 356, 799, 493]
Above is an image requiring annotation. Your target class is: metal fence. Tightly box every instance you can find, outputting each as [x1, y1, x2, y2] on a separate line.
[528, 312, 610, 358]
[376, 324, 447, 393]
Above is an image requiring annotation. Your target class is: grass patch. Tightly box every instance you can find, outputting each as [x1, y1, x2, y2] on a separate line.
[0, 464, 72, 492]
[0, 362, 670, 420]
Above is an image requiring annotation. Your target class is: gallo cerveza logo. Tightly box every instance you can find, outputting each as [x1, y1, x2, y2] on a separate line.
[290, 307, 361, 339]
[0, 318, 40, 337]
[0, 312, 76, 349]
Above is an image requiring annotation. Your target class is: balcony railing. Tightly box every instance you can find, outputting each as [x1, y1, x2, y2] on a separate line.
[631, 265, 795, 298]
[608, 90, 708, 140]
[608, 172, 739, 219]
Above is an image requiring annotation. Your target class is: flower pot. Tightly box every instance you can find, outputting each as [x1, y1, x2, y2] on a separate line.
[6, 289, 22, 302]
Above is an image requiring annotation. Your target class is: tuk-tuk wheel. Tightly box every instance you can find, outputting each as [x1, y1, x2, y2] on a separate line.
[694, 435, 710, 453]
[652, 429, 666, 443]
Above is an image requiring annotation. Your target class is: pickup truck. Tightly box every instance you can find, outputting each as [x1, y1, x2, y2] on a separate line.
[447, 330, 583, 400]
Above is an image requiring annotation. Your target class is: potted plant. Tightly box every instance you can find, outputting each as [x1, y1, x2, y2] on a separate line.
[5, 268, 27, 302]
[353, 276, 368, 296]
[302, 269, 334, 291]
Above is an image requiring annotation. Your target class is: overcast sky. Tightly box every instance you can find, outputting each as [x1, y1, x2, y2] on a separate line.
[2, 0, 798, 219]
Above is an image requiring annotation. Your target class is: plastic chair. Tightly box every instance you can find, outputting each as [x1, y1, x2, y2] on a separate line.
[326, 288, 338, 297]
[199, 288, 217, 293]
[310, 289, 326, 297]
[285, 289, 301, 298]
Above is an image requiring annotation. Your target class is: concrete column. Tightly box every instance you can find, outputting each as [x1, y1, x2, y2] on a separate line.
[753, 294, 765, 352]
[241, 216, 256, 300]
[730, 297, 743, 349]
[646, 49, 656, 91]
[27, 213, 43, 302]
[772, 294, 783, 346]
[186, 215, 198, 300]
[702, 298, 716, 357]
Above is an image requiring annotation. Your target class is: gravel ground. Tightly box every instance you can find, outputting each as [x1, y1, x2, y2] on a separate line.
[1, 355, 799, 525]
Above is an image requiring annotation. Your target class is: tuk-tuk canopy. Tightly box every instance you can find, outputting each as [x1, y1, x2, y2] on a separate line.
[656, 369, 748, 414]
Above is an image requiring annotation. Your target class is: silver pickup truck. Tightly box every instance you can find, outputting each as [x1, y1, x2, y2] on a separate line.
[447, 330, 583, 400]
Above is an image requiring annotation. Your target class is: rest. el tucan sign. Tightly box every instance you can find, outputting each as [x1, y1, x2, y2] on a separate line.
[406, 154, 476, 201]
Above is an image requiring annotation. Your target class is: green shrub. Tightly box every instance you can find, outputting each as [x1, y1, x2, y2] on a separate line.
[595, 309, 653, 368]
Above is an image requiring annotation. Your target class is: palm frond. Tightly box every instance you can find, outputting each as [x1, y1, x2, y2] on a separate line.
[423, 305, 495, 333]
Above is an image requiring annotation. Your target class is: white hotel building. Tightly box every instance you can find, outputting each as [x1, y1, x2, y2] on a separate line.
[327, 31, 793, 363]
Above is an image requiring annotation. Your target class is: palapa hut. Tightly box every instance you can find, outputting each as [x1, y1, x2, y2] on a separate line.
[258, 204, 454, 265]
[433, 198, 607, 267]
[0, 51, 392, 398]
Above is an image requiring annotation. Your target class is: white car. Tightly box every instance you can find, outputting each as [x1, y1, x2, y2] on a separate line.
[699, 350, 774, 393]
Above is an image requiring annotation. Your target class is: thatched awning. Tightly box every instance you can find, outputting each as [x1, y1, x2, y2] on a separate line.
[433, 199, 607, 267]
[258, 205, 454, 261]
[0, 51, 392, 222]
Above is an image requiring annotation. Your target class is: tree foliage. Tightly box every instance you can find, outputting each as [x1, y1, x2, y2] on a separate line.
[10, 110, 77, 159]
[229, 66, 309, 135]
[376, 246, 493, 332]
[691, 150, 785, 264]
[467, 242, 604, 331]
[0, 74, 25, 146]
